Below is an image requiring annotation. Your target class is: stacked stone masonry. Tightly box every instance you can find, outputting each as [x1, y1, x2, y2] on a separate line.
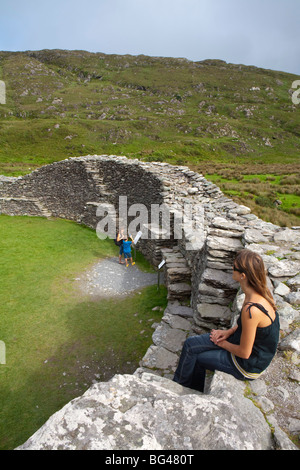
[1, 155, 299, 450]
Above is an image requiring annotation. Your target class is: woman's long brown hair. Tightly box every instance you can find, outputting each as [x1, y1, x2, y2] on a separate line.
[234, 249, 276, 310]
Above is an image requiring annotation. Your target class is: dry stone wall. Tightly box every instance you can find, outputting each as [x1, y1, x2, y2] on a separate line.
[1, 154, 299, 330]
[1, 155, 300, 450]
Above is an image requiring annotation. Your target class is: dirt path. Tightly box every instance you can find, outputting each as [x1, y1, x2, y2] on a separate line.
[75, 257, 160, 298]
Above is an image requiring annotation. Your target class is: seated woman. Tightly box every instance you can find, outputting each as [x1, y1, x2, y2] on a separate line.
[173, 249, 280, 392]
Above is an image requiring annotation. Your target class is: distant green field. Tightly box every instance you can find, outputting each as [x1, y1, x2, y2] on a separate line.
[203, 168, 300, 226]
[0, 215, 167, 449]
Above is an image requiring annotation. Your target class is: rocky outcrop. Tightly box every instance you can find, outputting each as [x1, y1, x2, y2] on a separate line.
[16, 371, 276, 451]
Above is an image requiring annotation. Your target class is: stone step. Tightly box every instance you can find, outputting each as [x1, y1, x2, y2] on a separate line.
[166, 267, 191, 284]
[167, 282, 191, 301]
[164, 302, 194, 318]
[159, 245, 192, 302]
[196, 303, 232, 328]
[138, 304, 193, 378]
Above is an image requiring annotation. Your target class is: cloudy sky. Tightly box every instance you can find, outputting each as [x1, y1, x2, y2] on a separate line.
[0, 0, 299, 75]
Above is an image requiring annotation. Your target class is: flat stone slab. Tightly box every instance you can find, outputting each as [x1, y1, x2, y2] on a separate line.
[152, 322, 187, 353]
[162, 312, 192, 330]
[211, 217, 244, 232]
[168, 283, 191, 293]
[273, 228, 300, 244]
[140, 345, 179, 370]
[197, 303, 232, 322]
[243, 228, 270, 244]
[202, 268, 239, 290]
[268, 259, 300, 278]
[207, 235, 244, 252]
[164, 303, 194, 318]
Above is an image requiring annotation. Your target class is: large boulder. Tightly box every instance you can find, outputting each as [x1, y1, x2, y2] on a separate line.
[16, 372, 274, 450]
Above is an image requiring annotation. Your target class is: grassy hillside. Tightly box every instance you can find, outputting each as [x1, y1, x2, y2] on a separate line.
[0, 49, 299, 225]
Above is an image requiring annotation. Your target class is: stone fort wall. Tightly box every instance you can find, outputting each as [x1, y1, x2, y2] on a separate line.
[1, 154, 299, 331]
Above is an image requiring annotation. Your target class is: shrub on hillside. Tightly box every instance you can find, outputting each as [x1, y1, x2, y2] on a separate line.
[255, 196, 275, 208]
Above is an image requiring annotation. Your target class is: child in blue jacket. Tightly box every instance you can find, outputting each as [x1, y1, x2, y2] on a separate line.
[122, 235, 135, 267]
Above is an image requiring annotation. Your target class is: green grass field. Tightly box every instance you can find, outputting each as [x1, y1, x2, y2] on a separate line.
[0, 215, 167, 449]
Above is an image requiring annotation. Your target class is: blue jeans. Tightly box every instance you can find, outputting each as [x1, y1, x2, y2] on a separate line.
[173, 333, 245, 392]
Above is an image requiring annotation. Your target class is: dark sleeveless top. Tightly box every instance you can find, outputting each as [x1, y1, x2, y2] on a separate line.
[228, 302, 280, 379]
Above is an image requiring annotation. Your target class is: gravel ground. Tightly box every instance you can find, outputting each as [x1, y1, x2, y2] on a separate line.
[75, 257, 160, 298]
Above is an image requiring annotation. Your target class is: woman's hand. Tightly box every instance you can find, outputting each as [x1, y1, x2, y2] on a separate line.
[210, 328, 232, 345]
